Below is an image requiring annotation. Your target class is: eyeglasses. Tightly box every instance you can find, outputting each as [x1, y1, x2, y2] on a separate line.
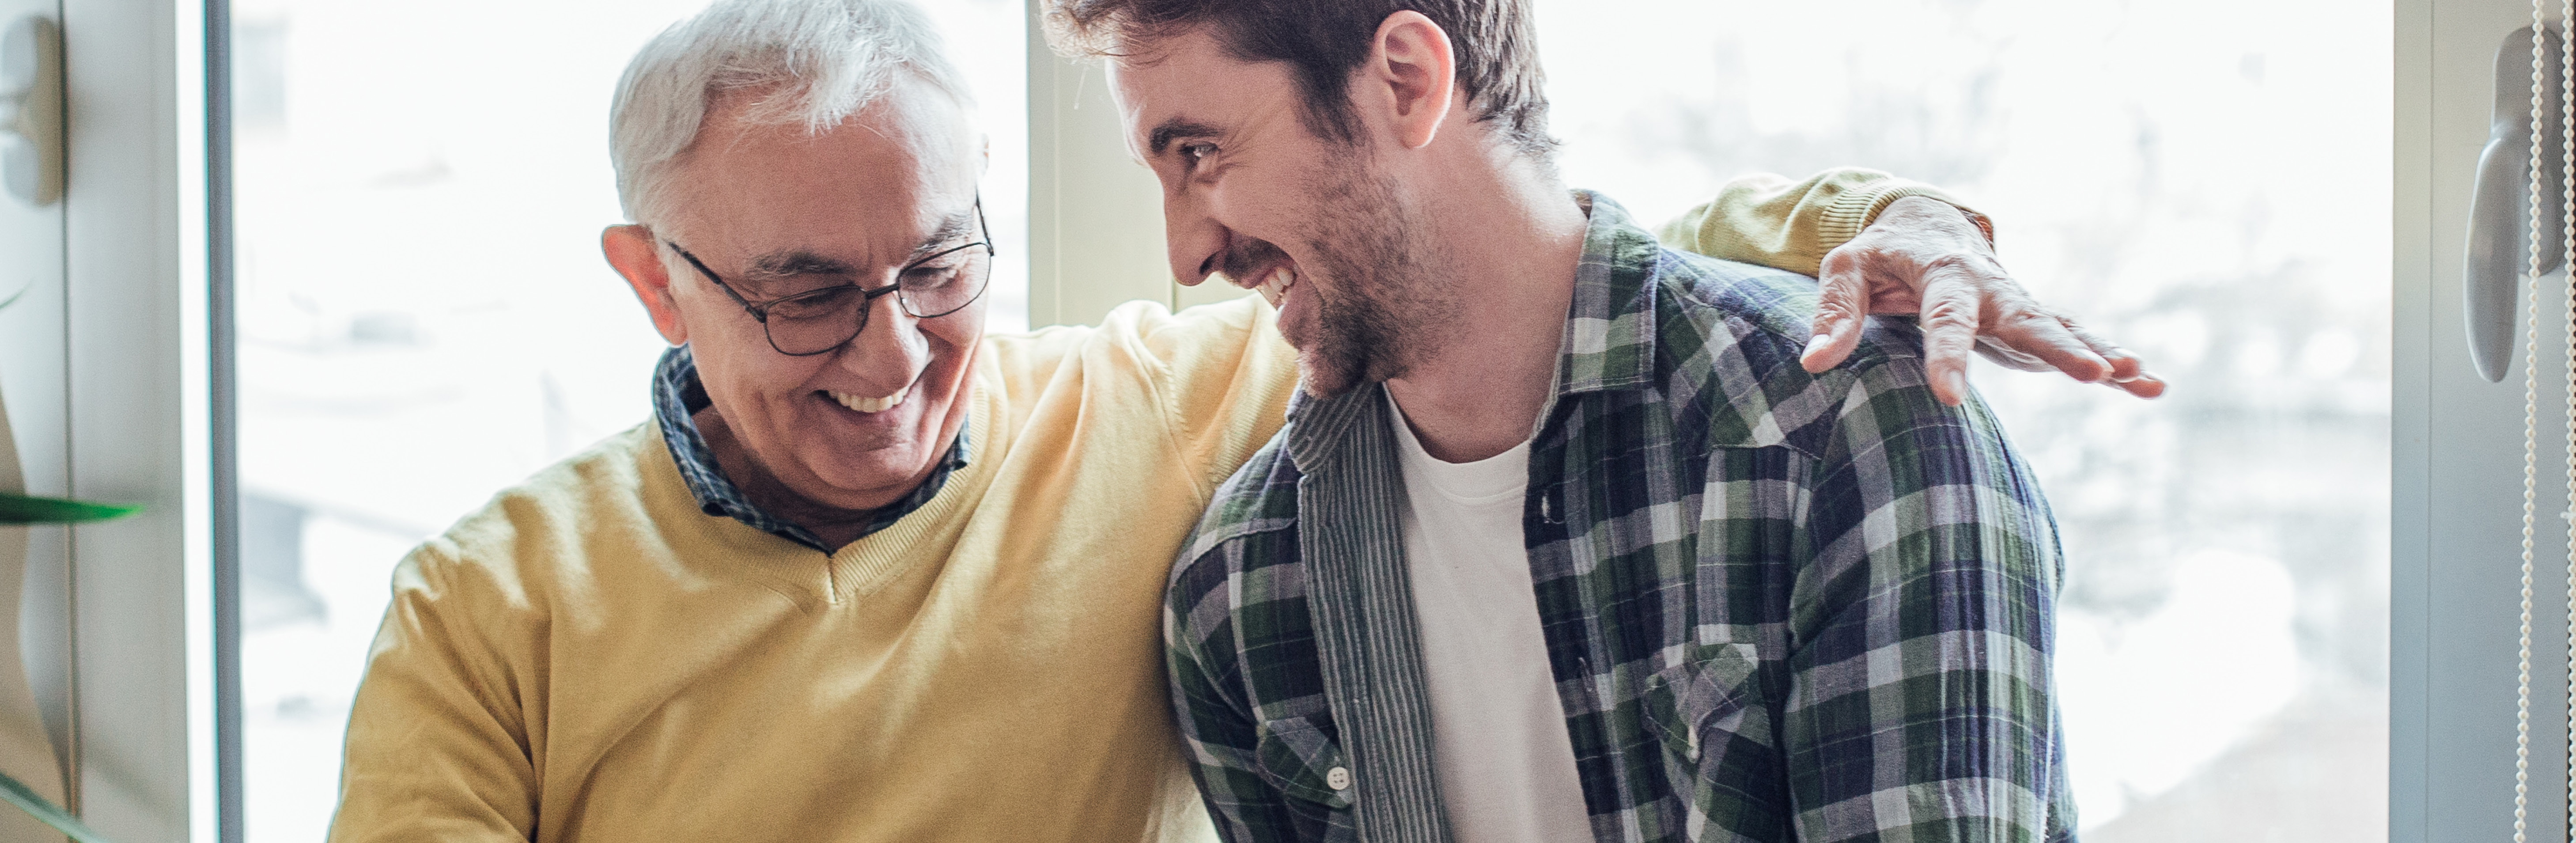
[665, 200, 995, 357]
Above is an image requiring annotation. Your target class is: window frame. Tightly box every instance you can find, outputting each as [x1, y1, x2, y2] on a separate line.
[2392, 0, 2576, 839]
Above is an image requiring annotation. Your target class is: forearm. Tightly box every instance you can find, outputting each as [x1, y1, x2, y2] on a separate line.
[1655, 168, 1987, 277]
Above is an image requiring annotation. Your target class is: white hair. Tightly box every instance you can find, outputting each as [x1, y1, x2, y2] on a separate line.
[609, 0, 973, 229]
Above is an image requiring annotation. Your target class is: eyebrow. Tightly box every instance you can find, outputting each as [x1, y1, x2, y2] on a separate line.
[914, 208, 978, 257]
[740, 206, 980, 280]
[746, 251, 859, 279]
[1146, 118, 1224, 156]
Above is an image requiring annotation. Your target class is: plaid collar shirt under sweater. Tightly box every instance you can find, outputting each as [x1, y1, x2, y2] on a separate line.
[651, 345, 968, 553]
[1163, 192, 2077, 843]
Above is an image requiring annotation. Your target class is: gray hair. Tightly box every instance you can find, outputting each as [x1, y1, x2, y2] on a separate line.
[610, 0, 974, 229]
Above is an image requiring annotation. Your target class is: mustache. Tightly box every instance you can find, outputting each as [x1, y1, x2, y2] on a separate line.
[1213, 237, 1291, 286]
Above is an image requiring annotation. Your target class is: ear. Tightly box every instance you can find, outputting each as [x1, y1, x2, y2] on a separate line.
[603, 224, 690, 346]
[1361, 11, 1457, 150]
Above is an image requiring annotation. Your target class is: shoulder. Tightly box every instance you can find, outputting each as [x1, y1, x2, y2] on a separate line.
[974, 318, 1099, 400]
[1648, 248, 1967, 459]
[1657, 248, 1826, 350]
[981, 296, 1272, 370]
[976, 296, 1286, 413]
[1167, 425, 1304, 627]
[1110, 295, 1285, 399]
[400, 424, 673, 612]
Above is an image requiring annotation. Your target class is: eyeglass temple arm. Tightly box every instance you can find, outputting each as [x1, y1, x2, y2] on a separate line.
[664, 241, 762, 314]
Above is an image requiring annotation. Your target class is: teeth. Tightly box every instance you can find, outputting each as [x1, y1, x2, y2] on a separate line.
[1256, 266, 1296, 307]
[829, 385, 908, 414]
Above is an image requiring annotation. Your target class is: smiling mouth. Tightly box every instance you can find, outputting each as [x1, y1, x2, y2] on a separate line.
[1249, 263, 1297, 307]
[827, 384, 909, 414]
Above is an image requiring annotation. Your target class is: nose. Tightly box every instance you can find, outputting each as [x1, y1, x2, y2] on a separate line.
[1163, 190, 1230, 288]
[833, 288, 929, 389]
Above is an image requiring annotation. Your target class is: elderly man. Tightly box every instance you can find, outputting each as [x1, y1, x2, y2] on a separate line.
[1052, 1, 2084, 841]
[325, 0, 2142, 841]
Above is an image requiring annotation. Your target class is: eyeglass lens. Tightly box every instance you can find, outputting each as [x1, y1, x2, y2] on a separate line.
[760, 243, 992, 356]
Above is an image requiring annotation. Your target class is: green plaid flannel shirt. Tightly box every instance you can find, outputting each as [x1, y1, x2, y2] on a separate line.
[1164, 194, 2075, 843]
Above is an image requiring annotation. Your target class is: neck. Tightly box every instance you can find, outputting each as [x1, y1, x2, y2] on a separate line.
[696, 406, 929, 550]
[1384, 153, 1588, 464]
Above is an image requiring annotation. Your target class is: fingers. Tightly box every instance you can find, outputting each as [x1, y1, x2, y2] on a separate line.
[2109, 375, 2168, 399]
[1984, 309, 2111, 383]
[1804, 249, 1871, 373]
[2058, 318, 2147, 383]
[1970, 334, 2055, 372]
[2051, 315, 2166, 399]
[1815, 216, 2168, 403]
[1918, 283, 1983, 406]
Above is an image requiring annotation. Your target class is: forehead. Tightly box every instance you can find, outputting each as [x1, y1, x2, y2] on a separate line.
[670, 77, 980, 258]
[1105, 29, 1306, 149]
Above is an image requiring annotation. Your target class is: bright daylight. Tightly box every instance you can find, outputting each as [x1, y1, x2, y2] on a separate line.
[0, 0, 2481, 840]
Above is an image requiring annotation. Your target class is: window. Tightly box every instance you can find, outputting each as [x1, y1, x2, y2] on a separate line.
[1534, 0, 2389, 836]
[221, 0, 2391, 839]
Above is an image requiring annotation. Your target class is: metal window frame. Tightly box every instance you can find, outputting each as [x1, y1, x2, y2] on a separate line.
[2392, 1, 2576, 840]
[42, 0, 222, 838]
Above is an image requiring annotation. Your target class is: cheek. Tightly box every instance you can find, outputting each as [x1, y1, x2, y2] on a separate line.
[1222, 170, 1336, 244]
[671, 285, 764, 349]
[704, 350, 817, 408]
[921, 309, 985, 380]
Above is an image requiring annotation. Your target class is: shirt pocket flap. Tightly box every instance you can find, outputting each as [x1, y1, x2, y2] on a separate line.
[1643, 642, 1761, 765]
[1254, 717, 1357, 811]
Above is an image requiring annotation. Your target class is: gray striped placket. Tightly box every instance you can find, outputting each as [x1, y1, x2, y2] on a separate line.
[1286, 381, 1456, 843]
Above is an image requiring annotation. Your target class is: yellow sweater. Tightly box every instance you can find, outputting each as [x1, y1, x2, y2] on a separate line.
[327, 171, 1968, 843]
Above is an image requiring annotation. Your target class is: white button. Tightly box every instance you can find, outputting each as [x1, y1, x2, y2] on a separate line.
[1326, 766, 1352, 791]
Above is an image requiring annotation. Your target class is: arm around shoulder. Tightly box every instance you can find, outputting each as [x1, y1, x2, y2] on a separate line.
[1656, 168, 1986, 278]
[1126, 296, 1302, 494]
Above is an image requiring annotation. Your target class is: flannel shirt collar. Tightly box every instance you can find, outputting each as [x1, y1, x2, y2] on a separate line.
[1286, 190, 1669, 469]
[650, 345, 969, 554]
[1554, 190, 1666, 395]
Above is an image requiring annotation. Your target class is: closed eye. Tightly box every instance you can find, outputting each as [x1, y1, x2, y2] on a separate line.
[902, 263, 965, 290]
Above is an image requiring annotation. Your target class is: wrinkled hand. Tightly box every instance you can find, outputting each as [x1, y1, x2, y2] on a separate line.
[1805, 196, 2167, 406]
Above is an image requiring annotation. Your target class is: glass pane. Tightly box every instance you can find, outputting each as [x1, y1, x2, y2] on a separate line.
[1536, 0, 2389, 837]
[228, 1, 1029, 839]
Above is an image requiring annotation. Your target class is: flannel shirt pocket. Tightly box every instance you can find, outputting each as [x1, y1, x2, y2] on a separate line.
[1254, 717, 1357, 812]
[1643, 642, 1760, 766]
[1644, 642, 1766, 839]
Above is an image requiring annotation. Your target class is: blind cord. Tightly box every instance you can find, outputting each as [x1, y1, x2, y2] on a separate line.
[2515, 1, 2550, 839]
[2545, 3, 2565, 835]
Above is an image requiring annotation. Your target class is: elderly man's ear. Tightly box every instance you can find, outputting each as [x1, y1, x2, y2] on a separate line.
[603, 224, 690, 347]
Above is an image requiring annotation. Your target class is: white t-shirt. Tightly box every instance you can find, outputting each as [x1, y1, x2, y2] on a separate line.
[1386, 392, 1595, 843]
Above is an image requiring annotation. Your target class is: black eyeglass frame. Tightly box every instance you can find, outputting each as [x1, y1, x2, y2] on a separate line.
[664, 198, 995, 357]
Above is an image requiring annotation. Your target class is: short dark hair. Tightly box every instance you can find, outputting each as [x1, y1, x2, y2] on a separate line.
[1044, 0, 1556, 159]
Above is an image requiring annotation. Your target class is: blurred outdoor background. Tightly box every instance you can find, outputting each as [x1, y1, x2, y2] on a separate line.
[1536, 0, 2391, 838]
[233, 0, 2389, 839]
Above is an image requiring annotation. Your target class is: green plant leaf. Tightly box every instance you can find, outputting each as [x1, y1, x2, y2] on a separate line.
[0, 493, 139, 524]
[0, 769, 110, 843]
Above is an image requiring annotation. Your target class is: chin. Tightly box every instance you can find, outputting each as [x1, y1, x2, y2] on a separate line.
[1294, 357, 1361, 399]
[797, 446, 927, 503]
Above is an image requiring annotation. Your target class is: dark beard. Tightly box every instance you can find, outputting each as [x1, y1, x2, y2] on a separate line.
[1283, 166, 1453, 398]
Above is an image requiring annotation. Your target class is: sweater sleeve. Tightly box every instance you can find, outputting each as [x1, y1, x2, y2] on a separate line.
[1655, 168, 1992, 277]
[1123, 296, 1303, 497]
[327, 543, 544, 843]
